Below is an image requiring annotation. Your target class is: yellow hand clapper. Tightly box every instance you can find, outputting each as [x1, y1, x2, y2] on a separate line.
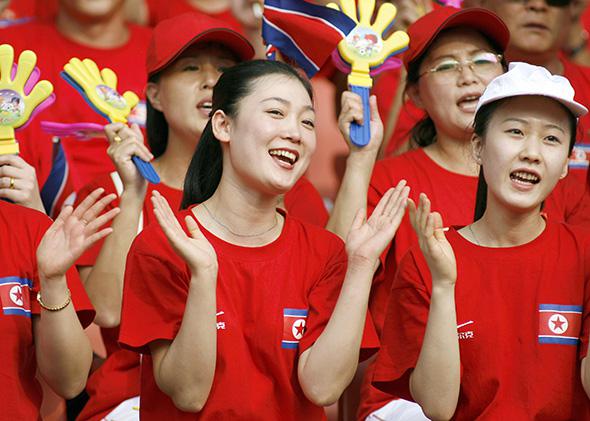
[0, 44, 54, 155]
[328, 0, 409, 146]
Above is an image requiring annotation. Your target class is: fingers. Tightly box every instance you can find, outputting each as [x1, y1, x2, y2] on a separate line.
[0, 153, 27, 169]
[338, 91, 364, 130]
[407, 197, 417, 231]
[371, 187, 395, 219]
[185, 215, 205, 240]
[85, 207, 120, 234]
[382, 180, 408, 217]
[431, 212, 447, 240]
[71, 188, 106, 219]
[417, 193, 430, 234]
[350, 207, 366, 232]
[84, 227, 114, 249]
[105, 123, 153, 162]
[152, 190, 183, 235]
[79, 193, 118, 226]
[369, 95, 381, 123]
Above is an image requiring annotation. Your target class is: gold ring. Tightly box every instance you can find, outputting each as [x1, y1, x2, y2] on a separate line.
[8, 177, 14, 189]
[113, 135, 123, 144]
[80, 218, 89, 225]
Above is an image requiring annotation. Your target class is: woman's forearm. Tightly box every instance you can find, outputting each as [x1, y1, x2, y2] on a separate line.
[298, 260, 374, 406]
[34, 275, 93, 399]
[410, 284, 460, 421]
[82, 191, 144, 327]
[151, 271, 218, 413]
[326, 152, 378, 239]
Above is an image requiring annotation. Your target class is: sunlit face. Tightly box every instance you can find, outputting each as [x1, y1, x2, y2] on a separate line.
[475, 96, 571, 214]
[483, 0, 571, 57]
[148, 44, 238, 144]
[411, 29, 504, 140]
[218, 74, 316, 196]
[59, 0, 125, 20]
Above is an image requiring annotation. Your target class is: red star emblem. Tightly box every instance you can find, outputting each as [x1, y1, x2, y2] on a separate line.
[552, 315, 566, 332]
[294, 321, 305, 336]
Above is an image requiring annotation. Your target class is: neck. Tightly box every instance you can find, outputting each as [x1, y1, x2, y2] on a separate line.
[56, 10, 129, 48]
[472, 197, 545, 247]
[505, 48, 564, 75]
[152, 131, 199, 189]
[197, 174, 281, 246]
[424, 133, 479, 176]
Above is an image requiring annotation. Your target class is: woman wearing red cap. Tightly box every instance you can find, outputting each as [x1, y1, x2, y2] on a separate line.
[327, 6, 510, 420]
[118, 59, 406, 419]
[374, 61, 590, 420]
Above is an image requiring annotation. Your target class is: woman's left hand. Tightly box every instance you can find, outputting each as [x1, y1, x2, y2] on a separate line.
[0, 154, 45, 212]
[37, 188, 119, 281]
[345, 179, 409, 270]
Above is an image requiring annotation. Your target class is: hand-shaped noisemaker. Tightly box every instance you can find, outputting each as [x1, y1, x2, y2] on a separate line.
[0, 44, 54, 155]
[328, 0, 409, 147]
[60, 57, 160, 184]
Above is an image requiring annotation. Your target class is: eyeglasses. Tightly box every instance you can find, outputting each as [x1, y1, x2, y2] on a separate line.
[419, 52, 503, 78]
[506, 0, 571, 8]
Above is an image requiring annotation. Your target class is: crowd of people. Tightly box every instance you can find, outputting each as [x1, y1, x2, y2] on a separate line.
[2, 0, 590, 420]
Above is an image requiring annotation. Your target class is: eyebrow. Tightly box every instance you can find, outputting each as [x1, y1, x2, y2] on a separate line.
[502, 118, 566, 134]
[262, 97, 315, 112]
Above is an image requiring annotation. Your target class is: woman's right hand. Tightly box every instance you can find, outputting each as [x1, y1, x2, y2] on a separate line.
[151, 191, 218, 279]
[105, 122, 153, 195]
[337, 92, 383, 157]
[408, 193, 457, 286]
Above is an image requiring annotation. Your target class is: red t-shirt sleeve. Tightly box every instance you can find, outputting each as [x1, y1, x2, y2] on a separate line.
[119, 229, 190, 354]
[372, 248, 431, 401]
[284, 177, 328, 227]
[298, 244, 347, 355]
[580, 234, 590, 360]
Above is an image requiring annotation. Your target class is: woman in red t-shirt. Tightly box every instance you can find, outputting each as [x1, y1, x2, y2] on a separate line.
[73, 12, 255, 421]
[0, 188, 117, 418]
[118, 59, 409, 420]
[374, 62, 590, 420]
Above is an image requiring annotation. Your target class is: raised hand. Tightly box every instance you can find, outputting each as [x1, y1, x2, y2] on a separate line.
[151, 191, 218, 278]
[0, 154, 44, 211]
[345, 179, 410, 270]
[37, 188, 119, 281]
[62, 57, 139, 123]
[104, 122, 153, 195]
[408, 193, 456, 286]
[338, 92, 383, 155]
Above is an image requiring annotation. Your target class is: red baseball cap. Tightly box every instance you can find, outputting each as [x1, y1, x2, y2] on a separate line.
[403, 7, 510, 70]
[146, 12, 255, 76]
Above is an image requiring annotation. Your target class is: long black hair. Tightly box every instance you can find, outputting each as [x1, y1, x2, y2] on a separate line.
[406, 29, 507, 148]
[145, 72, 169, 159]
[472, 98, 578, 221]
[180, 60, 313, 209]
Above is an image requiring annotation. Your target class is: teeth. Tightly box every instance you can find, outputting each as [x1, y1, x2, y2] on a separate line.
[511, 171, 540, 183]
[201, 102, 212, 109]
[269, 149, 297, 164]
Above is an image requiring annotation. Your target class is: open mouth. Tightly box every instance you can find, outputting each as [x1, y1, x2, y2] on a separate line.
[457, 94, 481, 112]
[269, 148, 299, 167]
[510, 170, 540, 185]
[197, 100, 212, 117]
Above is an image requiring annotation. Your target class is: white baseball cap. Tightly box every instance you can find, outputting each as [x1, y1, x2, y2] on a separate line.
[475, 62, 588, 117]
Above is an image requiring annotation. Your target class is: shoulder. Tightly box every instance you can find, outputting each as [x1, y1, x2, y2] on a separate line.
[285, 215, 346, 260]
[0, 201, 51, 246]
[127, 23, 153, 43]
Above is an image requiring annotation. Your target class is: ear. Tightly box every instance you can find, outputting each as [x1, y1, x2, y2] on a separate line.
[406, 83, 424, 109]
[212, 110, 231, 144]
[471, 133, 483, 165]
[559, 159, 569, 180]
[145, 82, 163, 112]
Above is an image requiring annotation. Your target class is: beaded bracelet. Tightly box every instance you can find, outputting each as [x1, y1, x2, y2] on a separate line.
[37, 288, 71, 312]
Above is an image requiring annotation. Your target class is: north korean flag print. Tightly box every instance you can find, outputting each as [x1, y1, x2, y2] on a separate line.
[538, 304, 582, 346]
[282, 308, 308, 349]
[0, 276, 32, 317]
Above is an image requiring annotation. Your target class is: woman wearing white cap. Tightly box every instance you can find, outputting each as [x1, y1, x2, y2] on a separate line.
[372, 62, 590, 420]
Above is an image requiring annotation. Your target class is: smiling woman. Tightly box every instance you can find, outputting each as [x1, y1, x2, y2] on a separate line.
[373, 62, 590, 420]
[117, 59, 411, 420]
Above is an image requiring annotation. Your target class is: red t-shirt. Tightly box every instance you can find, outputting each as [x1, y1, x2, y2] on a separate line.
[0, 200, 94, 419]
[74, 173, 326, 420]
[373, 221, 590, 420]
[358, 147, 590, 420]
[145, 0, 243, 31]
[0, 22, 151, 191]
[119, 207, 377, 420]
